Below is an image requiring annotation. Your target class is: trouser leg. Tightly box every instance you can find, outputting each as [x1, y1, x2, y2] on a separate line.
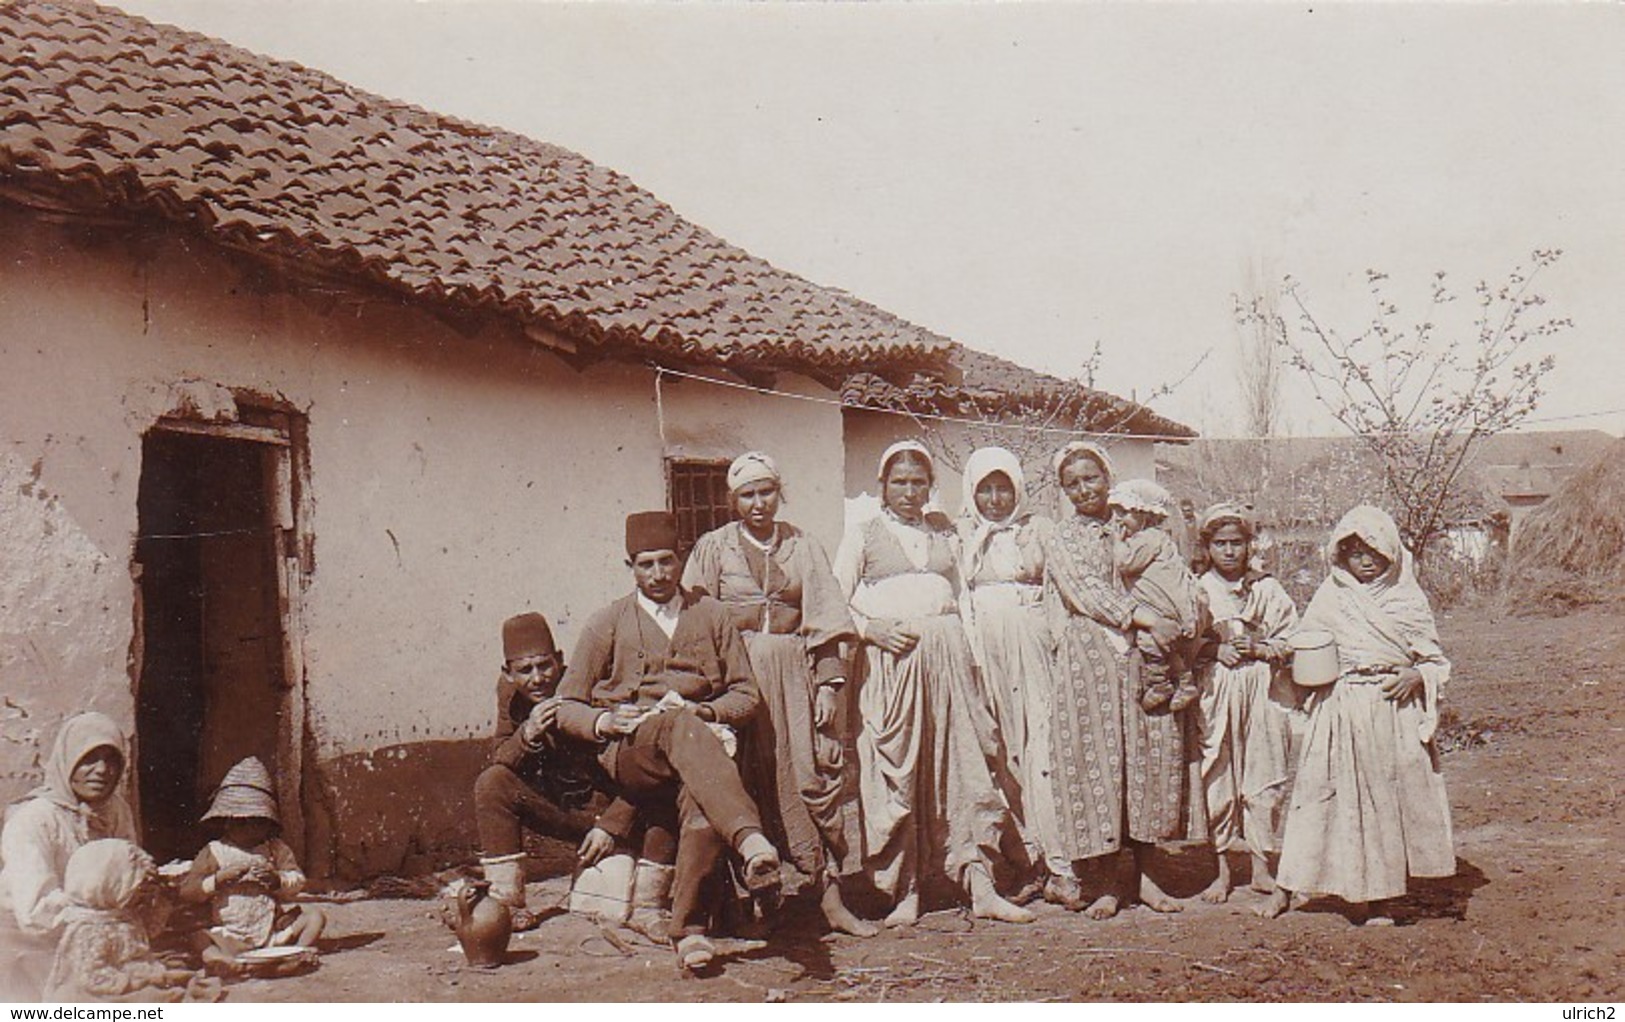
[614, 710, 764, 850]
[669, 789, 726, 938]
[474, 764, 597, 856]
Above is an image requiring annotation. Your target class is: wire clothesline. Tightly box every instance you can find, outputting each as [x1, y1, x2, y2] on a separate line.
[650, 364, 1185, 444]
[649, 363, 1621, 443]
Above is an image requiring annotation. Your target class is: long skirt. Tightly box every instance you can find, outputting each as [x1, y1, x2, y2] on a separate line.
[965, 585, 1058, 865]
[738, 631, 845, 881]
[1276, 678, 1454, 903]
[1198, 660, 1293, 857]
[853, 614, 1008, 896]
[1048, 615, 1188, 863]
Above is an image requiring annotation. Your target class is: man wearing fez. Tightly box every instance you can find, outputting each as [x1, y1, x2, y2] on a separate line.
[474, 612, 644, 930]
[556, 511, 781, 972]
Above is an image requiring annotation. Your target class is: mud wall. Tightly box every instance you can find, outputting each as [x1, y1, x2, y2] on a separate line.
[0, 207, 846, 877]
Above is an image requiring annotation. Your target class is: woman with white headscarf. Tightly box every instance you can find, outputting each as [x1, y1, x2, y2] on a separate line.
[2, 713, 137, 938]
[1259, 505, 1454, 924]
[955, 446, 1082, 908]
[1, 712, 139, 998]
[831, 440, 1033, 927]
[1042, 441, 1191, 919]
[683, 451, 876, 936]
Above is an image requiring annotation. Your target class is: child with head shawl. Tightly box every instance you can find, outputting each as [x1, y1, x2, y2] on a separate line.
[42, 839, 198, 1001]
[178, 757, 325, 972]
[1190, 503, 1300, 903]
[1258, 506, 1455, 924]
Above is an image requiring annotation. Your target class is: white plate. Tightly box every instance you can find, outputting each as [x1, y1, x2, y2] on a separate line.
[236, 946, 312, 962]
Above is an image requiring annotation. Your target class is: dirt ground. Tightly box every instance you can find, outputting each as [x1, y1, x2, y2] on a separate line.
[219, 601, 1625, 1002]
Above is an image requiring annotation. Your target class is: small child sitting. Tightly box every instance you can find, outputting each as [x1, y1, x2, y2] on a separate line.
[44, 839, 199, 1001]
[178, 757, 325, 973]
[1110, 478, 1204, 712]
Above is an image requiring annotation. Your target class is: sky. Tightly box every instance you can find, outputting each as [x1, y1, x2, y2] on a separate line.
[111, 0, 1625, 440]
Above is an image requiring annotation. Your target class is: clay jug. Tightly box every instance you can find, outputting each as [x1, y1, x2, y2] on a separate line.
[450, 879, 511, 968]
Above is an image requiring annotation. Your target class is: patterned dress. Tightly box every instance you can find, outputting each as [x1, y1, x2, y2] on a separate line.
[1042, 510, 1188, 861]
[833, 513, 1010, 895]
[683, 521, 855, 881]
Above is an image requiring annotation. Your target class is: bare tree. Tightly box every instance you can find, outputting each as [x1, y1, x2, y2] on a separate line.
[1238, 250, 1567, 565]
[897, 342, 1209, 503]
[1236, 263, 1285, 440]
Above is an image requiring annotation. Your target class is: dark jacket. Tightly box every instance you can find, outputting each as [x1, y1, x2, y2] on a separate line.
[491, 676, 638, 839]
[556, 588, 761, 742]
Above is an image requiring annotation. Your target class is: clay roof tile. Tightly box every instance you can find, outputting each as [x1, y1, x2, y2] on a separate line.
[0, 0, 993, 379]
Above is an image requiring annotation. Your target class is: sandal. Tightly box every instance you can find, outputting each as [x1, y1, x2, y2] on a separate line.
[675, 933, 716, 972]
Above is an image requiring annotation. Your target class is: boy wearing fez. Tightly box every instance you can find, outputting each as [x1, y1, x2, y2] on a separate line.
[475, 612, 649, 931]
[556, 511, 782, 972]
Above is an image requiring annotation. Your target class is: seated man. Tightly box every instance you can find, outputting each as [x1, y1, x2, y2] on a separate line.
[556, 511, 781, 972]
[474, 611, 643, 931]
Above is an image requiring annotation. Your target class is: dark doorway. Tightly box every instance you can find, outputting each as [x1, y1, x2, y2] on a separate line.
[135, 427, 289, 862]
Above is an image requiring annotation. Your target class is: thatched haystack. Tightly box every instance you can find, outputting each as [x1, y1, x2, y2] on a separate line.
[1506, 438, 1625, 610]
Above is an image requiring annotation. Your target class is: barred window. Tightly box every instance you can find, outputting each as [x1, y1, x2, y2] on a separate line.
[666, 458, 732, 556]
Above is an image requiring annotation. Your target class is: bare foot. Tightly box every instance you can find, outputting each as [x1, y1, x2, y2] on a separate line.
[1199, 877, 1230, 904]
[1140, 875, 1184, 913]
[883, 889, 919, 929]
[1084, 894, 1120, 920]
[1254, 888, 1290, 919]
[821, 882, 880, 938]
[967, 863, 1035, 924]
[1201, 854, 1232, 904]
[971, 889, 1036, 924]
[1249, 853, 1276, 895]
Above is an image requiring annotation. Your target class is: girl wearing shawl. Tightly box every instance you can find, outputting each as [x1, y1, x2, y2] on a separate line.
[832, 440, 1033, 927]
[1041, 441, 1190, 918]
[1191, 503, 1300, 903]
[682, 451, 877, 937]
[1260, 505, 1455, 923]
[2, 712, 137, 940]
[955, 446, 1082, 907]
[42, 839, 197, 1001]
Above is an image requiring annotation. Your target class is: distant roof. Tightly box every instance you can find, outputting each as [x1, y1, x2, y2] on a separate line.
[842, 345, 1198, 440]
[1157, 428, 1619, 509]
[0, 0, 953, 375]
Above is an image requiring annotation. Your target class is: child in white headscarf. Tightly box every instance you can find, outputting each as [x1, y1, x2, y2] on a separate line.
[1259, 506, 1455, 924]
[42, 839, 196, 1001]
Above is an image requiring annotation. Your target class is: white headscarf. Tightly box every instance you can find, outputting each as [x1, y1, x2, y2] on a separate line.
[1051, 440, 1115, 519]
[1051, 440, 1115, 485]
[27, 712, 126, 815]
[62, 839, 153, 918]
[727, 451, 779, 493]
[960, 446, 1028, 581]
[877, 439, 933, 482]
[1310, 505, 1447, 740]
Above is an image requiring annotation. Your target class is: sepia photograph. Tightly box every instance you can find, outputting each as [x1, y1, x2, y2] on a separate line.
[1, 0, 1622, 1005]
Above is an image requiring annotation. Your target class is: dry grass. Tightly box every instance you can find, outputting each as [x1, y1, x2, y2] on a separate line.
[1505, 438, 1625, 612]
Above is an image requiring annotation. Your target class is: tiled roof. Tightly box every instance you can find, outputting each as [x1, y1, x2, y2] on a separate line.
[841, 344, 1198, 440]
[0, 0, 952, 374]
